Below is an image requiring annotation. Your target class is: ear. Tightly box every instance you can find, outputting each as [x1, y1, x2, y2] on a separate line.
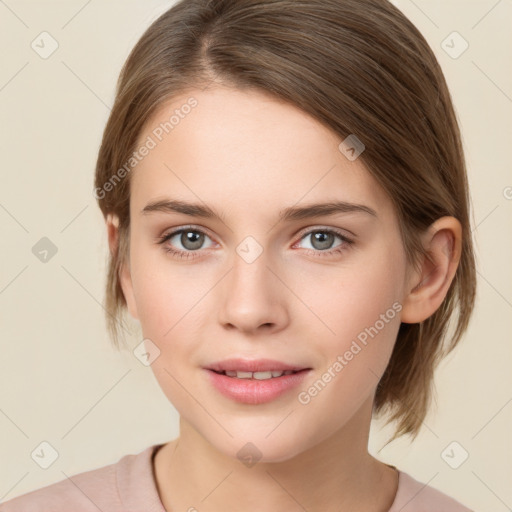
[106, 214, 139, 320]
[401, 216, 462, 324]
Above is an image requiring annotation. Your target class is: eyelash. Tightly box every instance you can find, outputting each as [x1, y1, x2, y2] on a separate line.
[156, 225, 354, 261]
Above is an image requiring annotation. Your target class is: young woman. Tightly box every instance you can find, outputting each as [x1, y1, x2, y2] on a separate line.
[0, 0, 477, 510]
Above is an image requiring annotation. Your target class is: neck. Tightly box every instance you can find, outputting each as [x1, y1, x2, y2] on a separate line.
[153, 396, 398, 512]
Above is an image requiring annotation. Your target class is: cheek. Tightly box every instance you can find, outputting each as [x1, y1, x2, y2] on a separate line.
[133, 270, 176, 337]
[305, 246, 403, 333]
[293, 268, 402, 429]
[129, 254, 205, 403]
[129, 244, 195, 341]
[296, 243, 405, 383]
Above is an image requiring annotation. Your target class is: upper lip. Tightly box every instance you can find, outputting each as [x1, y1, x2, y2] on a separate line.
[205, 358, 310, 373]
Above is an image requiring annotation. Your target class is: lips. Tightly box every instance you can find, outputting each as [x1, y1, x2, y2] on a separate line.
[205, 365, 311, 404]
[203, 358, 312, 404]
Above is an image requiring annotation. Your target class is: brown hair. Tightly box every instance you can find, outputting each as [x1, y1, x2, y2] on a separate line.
[94, 0, 477, 443]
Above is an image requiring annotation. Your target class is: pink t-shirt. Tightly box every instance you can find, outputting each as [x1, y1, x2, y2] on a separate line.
[0, 444, 474, 511]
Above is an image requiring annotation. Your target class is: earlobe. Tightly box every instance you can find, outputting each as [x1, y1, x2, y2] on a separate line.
[106, 214, 139, 320]
[401, 216, 462, 324]
[119, 258, 139, 320]
[106, 214, 120, 257]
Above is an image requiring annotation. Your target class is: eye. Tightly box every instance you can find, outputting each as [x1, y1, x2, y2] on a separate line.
[294, 228, 354, 257]
[157, 226, 215, 260]
[157, 226, 354, 260]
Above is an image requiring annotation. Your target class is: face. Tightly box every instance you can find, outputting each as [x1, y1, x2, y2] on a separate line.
[120, 86, 413, 462]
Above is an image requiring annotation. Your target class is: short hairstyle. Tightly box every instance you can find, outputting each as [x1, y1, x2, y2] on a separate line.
[94, 0, 477, 444]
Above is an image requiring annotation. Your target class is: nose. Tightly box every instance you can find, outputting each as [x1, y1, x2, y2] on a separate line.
[217, 249, 289, 334]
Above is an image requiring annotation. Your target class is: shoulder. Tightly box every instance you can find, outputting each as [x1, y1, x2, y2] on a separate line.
[389, 469, 474, 512]
[0, 460, 118, 512]
[0, 444, 165, 512]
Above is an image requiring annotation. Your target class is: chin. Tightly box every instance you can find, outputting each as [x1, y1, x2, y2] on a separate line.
[203, 425, 316, 466]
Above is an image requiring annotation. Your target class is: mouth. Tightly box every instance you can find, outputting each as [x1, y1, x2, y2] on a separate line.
[209, 368, 308, 380]
[204, 365, 312, 405]
[205, 358, 311, 378]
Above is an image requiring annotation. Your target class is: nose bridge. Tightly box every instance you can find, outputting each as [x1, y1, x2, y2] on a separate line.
[230, 236, 274, 302]
[234, 243, 269, 286]
[218, 235, 287, 331]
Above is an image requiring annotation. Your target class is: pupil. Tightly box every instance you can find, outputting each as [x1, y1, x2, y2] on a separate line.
[182, 231, 203, 250]
[312, 231, 333, 250]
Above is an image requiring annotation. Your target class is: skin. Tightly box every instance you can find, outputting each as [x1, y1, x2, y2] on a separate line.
[106, 85, 462, 511]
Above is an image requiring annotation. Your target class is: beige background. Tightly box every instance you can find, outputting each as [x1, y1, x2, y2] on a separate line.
[0, 0, 510, 509]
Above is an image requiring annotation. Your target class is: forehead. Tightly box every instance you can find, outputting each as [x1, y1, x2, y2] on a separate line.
[131, 86, 392, 220]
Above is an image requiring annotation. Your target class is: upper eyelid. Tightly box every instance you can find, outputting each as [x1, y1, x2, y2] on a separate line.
[295, 225, 354, 240]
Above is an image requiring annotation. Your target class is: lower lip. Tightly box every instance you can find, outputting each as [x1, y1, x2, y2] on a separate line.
[204, 369, 311, 405]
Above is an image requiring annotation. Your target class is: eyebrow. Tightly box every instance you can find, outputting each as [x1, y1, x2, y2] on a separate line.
[141, 198, 377, 222]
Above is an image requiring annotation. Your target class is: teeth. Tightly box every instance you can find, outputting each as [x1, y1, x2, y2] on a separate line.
[221, 370, 296, 379]
[235, 371, 253, 379]
[253, 371, 273, 380]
